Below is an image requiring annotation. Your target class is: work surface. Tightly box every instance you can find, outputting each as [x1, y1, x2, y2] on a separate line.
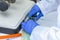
[0, 1, 34, 29]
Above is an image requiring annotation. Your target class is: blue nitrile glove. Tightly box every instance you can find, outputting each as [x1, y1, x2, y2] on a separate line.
[22, 20, 38, 34]
[28, 4, 43, 20]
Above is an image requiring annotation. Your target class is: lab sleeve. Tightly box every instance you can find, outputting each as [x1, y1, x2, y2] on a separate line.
[57, 5, 60, 28]
[36, 0, 58, 14]
[30, 26, 60, 40]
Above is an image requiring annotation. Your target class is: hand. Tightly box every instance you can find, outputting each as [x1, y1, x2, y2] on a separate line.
[22, 20, 38, 34]
[28, 5, 43, 20]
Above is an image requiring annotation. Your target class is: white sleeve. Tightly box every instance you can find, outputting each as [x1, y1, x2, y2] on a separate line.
[30, 26, 60, 40]
[57, 0, 60, 4]
[57, 5, 60, 28]
[36, 0, 58, 14]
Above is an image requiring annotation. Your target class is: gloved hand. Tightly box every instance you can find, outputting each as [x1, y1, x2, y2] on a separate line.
[28, 4, 43, 20]
[22, 20, 38, 34]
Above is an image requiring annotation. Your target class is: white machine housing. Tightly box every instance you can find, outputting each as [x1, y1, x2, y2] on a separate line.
[0, 0, 35, 35]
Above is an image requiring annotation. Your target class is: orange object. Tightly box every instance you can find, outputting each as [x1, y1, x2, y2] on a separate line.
[0, 39, 7, 40]
[0, 33, 22, 39]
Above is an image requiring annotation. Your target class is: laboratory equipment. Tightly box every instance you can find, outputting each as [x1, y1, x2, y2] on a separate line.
[31, 0, 37, 3]
[0, 0, 35, 39]
[5, 0, 16, 3]
[0, 0, 9, 11]
[0, 0, 16, 11]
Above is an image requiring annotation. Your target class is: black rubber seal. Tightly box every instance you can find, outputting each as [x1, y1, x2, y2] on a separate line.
[0, 24, 21, 34]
